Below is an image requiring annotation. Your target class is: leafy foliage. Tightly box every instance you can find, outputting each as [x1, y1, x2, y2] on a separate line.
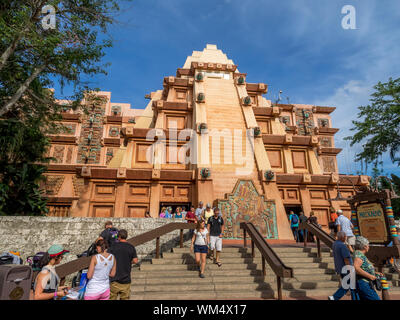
[0, 119, 50, 215]
[345, 77, 400, 169]
[0, 0, 127, 215]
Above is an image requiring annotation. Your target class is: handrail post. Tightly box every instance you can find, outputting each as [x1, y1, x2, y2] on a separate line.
[316, 237, 321, 258]
[262, 257, 266, 280]
[243, 228, 247, 248]
[180, 229, 184, 248]
[277, 276, 282, 300]
[251, 240, 255, 258]
[156, 237, 160, 259]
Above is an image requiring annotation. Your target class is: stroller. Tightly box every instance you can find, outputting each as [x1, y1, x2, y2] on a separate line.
[71, 243, 97, 288]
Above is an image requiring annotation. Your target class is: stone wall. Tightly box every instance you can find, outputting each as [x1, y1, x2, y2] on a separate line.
[0, 217, 191, 264]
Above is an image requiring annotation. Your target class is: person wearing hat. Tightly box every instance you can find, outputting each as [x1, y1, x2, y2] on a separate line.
[33, 244, 70, 300]
[335, 209, 355, 252]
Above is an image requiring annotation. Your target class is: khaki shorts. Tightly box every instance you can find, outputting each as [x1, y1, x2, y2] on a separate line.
[346, 236, 356, 246]
[110, 281, 131, 300]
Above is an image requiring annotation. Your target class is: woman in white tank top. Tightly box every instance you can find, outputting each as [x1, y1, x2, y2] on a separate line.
[84, 239, 116, 300]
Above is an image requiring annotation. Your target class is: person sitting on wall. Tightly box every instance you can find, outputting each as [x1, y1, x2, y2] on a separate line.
[175, 207, 183, 219]
[159, 207, 166, 218]
[181, 206, 187, 218]
[164, 207, 172, 218]
[144, 211, 151, 218]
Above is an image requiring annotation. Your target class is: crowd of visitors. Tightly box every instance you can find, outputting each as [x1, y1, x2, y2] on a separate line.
[22, 204, 396, 301]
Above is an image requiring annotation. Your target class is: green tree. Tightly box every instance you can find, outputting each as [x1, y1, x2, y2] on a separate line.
[0, 119, 50, 215]
[345, 77, 400, 169]
[0, 0, 127, 215]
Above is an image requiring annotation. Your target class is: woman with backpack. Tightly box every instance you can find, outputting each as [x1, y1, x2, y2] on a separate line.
[84, 239, 116, 300]
[190, 220, 210, 278]
[33, 244, 70, 300]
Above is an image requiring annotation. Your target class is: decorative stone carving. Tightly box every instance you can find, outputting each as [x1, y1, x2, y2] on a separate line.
[152, 169, 161, 180]
[200, 168, 211, 179]
[81, 166, 91, 177]
[117, 167, 127, 179]
[195, 72, 204, 82]
[242, 96, 252, 106]
[52, 145, 65, 163]
[72, 176, 85, 197]
[44, 175, 65, 195]
[197, 92, 205, 103]
[217, 180, 278, 239]
[302, 173, 312, 183]
[322, 157, 336, 173]
[264, 170, 275, 181]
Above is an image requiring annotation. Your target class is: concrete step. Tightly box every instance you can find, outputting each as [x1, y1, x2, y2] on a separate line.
[139, 262, 335, 274]
[132, 269, 340, 282]
[131, 279, 341, 293]
[130, 290, 275, 300]
[160, 253, 330, 264]
[150, 257, 334, 269]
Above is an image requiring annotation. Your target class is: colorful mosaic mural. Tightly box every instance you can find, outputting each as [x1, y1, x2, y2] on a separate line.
[217, 180, 278, 239]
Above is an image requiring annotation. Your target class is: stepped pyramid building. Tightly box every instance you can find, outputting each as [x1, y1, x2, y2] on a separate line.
[44, 44, 369, 240]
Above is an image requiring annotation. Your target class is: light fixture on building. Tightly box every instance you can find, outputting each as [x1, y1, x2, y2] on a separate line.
[329, 176, 356, 202]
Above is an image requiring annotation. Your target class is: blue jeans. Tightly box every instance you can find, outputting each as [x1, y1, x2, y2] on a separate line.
[291, 226, 299, 242]
[356, 280, 380, 300]
[298, 229, 307, 242]
[332, 273, 359, 300]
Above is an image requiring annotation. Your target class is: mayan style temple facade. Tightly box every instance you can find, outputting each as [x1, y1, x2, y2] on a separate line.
[44, 44, 369, 240]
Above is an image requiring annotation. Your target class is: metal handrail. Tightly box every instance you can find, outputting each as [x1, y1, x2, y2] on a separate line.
[299, 221, 335, 258]
[240, 222, 293, 300]
[52, 222, 196, 280]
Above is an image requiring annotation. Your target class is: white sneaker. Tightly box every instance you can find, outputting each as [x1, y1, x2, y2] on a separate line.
[328, 296, 335, 300]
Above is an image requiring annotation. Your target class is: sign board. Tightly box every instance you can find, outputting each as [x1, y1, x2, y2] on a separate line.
[357, 202, 388, 244]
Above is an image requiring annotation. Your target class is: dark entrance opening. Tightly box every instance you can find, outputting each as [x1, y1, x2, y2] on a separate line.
[159, 202, 191, 218]
[284, 205, 304, 242]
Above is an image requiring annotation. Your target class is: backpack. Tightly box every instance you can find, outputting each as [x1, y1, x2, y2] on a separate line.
[26, 252, 46, 271]
[0, 252, 23, 265]
[107, 228, 119, 246]
[291, 214, 299, 225]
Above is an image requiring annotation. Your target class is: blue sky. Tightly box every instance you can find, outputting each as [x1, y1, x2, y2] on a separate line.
[56, 0, 400, 176]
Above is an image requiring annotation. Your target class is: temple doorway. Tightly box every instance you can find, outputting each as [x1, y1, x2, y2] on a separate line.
[159, 202, 191, 218]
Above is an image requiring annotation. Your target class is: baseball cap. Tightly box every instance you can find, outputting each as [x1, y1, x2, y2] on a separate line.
[48, 244, 70, 258]
[337, 209, 343, 214]
[206, 203, 211, 208]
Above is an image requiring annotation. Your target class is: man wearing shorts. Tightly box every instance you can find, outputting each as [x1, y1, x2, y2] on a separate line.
[335, 209, 355, 252]
[207, 208, 224, 267]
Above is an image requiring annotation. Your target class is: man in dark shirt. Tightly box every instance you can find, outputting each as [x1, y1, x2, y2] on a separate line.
[109, 229, 138, 300]
[298, 212, 308, 242]
[207, 208, 224, 266]
[329, 231, 357, 300]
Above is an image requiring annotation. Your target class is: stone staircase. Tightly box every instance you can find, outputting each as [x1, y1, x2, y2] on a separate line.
[130, 245, 400, 299]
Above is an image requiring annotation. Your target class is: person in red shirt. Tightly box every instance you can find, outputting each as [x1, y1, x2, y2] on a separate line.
[329, 209, 339, 237]
[185, 206, 197, 237]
